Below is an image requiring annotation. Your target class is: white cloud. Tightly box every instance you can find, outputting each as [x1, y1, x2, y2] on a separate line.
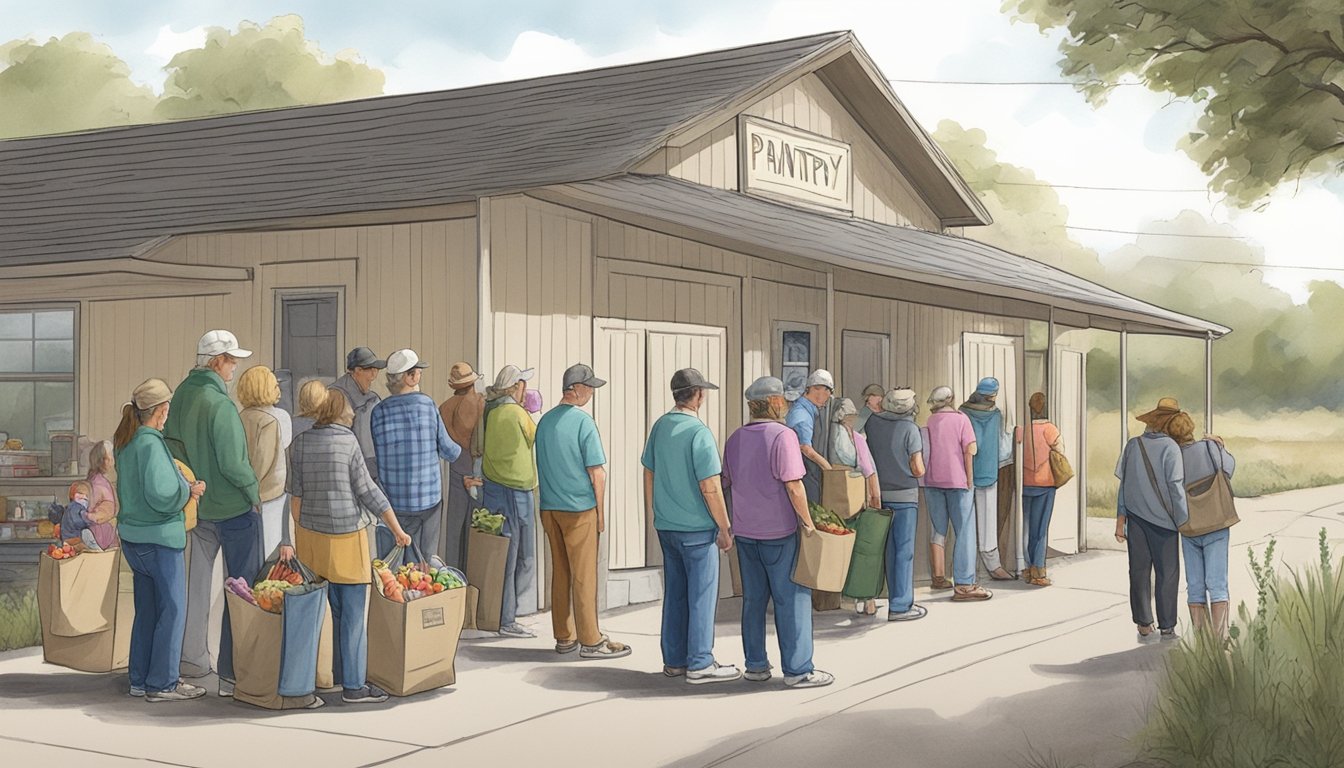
[144, 23, 206, 63]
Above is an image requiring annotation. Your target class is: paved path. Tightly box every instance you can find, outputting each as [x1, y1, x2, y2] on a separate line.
[1, 485, 1340, 768]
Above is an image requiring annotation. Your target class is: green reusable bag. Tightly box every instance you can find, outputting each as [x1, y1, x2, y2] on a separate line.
[842, 507, 894, 601]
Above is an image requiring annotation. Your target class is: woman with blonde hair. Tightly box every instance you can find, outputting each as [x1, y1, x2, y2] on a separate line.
[114, 378, 207, 701]
[285, 388, 411, 704]
[238, 366, 293, 556]
[290, 379, 331, 443]
[1022, 392, 1062, 587]
[1165, 411, 1237, 639]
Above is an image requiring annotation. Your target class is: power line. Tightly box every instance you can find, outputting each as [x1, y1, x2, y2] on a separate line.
[1066, 224, 1249, 240]
[996, 180, 1209, 193]
[889, 78, 1141, 87]
[1118, 253, 1344, 273]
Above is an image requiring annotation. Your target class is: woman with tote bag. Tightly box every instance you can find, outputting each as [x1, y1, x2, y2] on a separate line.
[1164, 412, 1238, 641]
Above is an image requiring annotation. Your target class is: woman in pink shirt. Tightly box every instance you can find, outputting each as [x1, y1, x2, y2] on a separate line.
[85, 440, 120, 549]
[921, 386, 992, 602]
[831, 399, 883, 614]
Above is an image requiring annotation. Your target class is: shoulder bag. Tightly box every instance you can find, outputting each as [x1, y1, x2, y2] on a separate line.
[1179, 441, 1239, 536]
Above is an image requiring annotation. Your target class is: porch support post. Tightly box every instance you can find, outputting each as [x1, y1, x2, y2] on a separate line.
[1205, 331, 1214, 435]
[1119, 326, 1130, 447]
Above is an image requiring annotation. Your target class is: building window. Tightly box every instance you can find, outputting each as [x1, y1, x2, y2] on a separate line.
[0, 308, 76, 454]
[775, 322, 817, 399]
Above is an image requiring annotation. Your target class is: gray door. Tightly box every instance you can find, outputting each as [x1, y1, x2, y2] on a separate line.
[278, 293, 340, 411]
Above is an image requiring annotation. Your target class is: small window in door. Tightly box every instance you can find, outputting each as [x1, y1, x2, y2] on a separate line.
[277, 293, 340, 412]
[776, 323, 816, 399]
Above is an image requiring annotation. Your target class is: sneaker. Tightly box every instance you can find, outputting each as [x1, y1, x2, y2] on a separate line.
[555, 640, 580, 654]
[342, 685, 390, 704]
[784, 670, 835, 689]
[1136, 625, 1160, 644]
[888, 604, 928, 622]
[305, 696, 326, 709]
[686, 662, 742, 685]
[663, 665, 687, 678]
[743, 667, 773, 682]
[217, 679, 234, 698]
[146, 682, 207, 702]
[129, 686, 146, 698]
[1159, 628, 1180, 642]
[499, 623, 537, 639]
[579, 637, 632, 660]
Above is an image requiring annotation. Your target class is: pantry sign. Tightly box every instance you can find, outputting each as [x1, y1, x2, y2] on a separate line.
[739, 116, 852, 213]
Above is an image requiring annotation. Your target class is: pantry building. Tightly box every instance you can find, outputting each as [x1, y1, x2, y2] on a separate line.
[0, 32, 1227, 604]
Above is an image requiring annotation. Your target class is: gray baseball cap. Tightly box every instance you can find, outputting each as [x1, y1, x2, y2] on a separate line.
[345, 347, 387, 370]
[744, 376, 785, 400]
[562, 364, 606, 391]
[670, 368, 718, 393]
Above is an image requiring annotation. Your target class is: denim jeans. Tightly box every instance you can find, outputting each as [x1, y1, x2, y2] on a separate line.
[327, 582, 369, 691]
[1126, 514, 1181, 630]
[883, 502, 919, 613]
[182, 509, 263, 681]
[483, 480, 536, 626]
[736, 534, 814, 678]
[123, 541, 187, 693]
[657, 528, 721, 671]
[1182, 527, 1230, 604]
[396, 499, 443, 562]
[1023, 486, 1057, 568]
[925, 488, 976, 585]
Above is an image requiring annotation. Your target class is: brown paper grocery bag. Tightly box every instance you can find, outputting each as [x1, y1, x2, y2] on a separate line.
[465, 529, 508, 632]
[38, 549, 129, 672]
[822, 468, 867, 519]
[463, 585, 479, 630]
[226, 590, 320, 710]
[367, 586, 466, 696]
[792, 529, 855, 593]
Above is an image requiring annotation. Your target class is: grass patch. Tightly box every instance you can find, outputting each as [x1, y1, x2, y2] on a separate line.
[0, 588, 40, 652]
[1139, 530, 1344, 767]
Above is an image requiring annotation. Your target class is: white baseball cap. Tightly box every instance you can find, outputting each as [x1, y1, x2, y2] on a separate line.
[386, 348, 429, 375]
[806, 369, 835, 390]
[197, 330, 252, 359]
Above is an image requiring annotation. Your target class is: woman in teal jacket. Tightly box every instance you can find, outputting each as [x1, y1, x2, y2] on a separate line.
[114, 379, 206, 702]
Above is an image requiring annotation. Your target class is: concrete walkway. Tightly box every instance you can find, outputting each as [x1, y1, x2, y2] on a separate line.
[1, 485, 1340, 768]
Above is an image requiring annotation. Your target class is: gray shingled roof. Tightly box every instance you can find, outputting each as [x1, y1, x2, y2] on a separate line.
[0, 32, 851, 267]
[534, 175, 1229, 338]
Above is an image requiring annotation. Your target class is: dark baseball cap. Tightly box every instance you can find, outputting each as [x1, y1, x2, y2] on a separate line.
[562, 364, 607, 391]
[670, 368, 718, 393]
[346, 347, 387, 370]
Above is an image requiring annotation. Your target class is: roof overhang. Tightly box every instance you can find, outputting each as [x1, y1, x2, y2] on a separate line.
[528, 175, 1229, 340]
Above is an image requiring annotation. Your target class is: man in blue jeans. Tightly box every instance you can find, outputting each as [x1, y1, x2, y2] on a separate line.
[643, 368, 739, 685]
[722, 376, 834, 689]
[862, 387, 929, 621]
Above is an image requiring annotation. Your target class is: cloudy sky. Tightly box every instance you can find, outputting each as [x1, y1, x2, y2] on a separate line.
[5, 0, 1341, 300]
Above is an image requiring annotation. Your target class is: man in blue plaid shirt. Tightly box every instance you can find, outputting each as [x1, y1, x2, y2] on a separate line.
[371, 348, 461, 558]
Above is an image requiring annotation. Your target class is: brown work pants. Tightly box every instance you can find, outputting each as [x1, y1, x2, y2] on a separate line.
[541, 509, 603, 647]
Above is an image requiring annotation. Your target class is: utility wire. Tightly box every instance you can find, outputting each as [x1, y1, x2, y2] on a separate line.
[1066, 224, 1249, 240]
[995, 180, 1209, 193]
[1115, 253, 1344, 273]
[889, 78, 1141, 87]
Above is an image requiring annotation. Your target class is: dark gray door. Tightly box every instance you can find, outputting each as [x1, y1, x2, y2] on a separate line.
[278, 294, 339, 412]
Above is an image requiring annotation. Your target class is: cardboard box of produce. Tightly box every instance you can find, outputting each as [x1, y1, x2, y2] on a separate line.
[367, 585, 467, 696]
[466, 528, 508, 632]
[822, 467, 867, 519]
[37, 547, 132, 673]
[793, 528, 855, 593]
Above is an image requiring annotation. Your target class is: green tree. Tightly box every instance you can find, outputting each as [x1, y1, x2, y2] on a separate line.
[0, 33, 156, 139]
[155, 15, 384, 120]
[1005, 0, 1344, 207]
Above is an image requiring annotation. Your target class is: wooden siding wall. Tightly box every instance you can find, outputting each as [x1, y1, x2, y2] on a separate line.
[68, 220, 477, 443]
[661, 73, 942, 231]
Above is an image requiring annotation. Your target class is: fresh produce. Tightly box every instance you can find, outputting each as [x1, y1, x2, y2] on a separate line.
[265, 561, 305, 586]
[253, 579, 298, 613]
[808, 503, 853, 536]
[45, 542, 78, 560]
[225, 577, 257, 606]
[471, 507, 505, 536]
[374, 558, 464, 602]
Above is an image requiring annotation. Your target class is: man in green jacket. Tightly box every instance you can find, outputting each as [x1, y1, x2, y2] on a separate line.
[164, 329, 263, 696]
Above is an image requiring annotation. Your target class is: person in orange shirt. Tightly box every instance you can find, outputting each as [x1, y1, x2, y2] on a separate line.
[1022, 392, 1062, 587]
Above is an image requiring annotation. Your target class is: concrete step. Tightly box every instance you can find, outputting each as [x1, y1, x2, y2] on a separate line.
[605, 567, 663, 610]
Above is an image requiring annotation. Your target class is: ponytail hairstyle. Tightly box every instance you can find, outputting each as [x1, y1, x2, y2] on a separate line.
[112, 403, 155, 451]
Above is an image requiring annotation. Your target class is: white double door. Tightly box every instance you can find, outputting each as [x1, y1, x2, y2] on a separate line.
[593, 319, 727, 571]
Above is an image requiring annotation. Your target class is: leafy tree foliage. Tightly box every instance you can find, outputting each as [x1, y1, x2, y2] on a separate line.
[1006, 0, 1344, 207]
[0, 33, 156, 139]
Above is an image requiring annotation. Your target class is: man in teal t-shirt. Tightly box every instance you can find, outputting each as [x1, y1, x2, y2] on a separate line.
[534, 364, 630, 660]
[641, 368, 738, 685]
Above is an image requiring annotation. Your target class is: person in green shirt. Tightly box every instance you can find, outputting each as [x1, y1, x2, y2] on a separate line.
[162, 329, 263, 695]
[113, 378, 207, 702]
[642, 368, 739, 685]
[535, 364, 631, 660]
[482, 364, 539, 638]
